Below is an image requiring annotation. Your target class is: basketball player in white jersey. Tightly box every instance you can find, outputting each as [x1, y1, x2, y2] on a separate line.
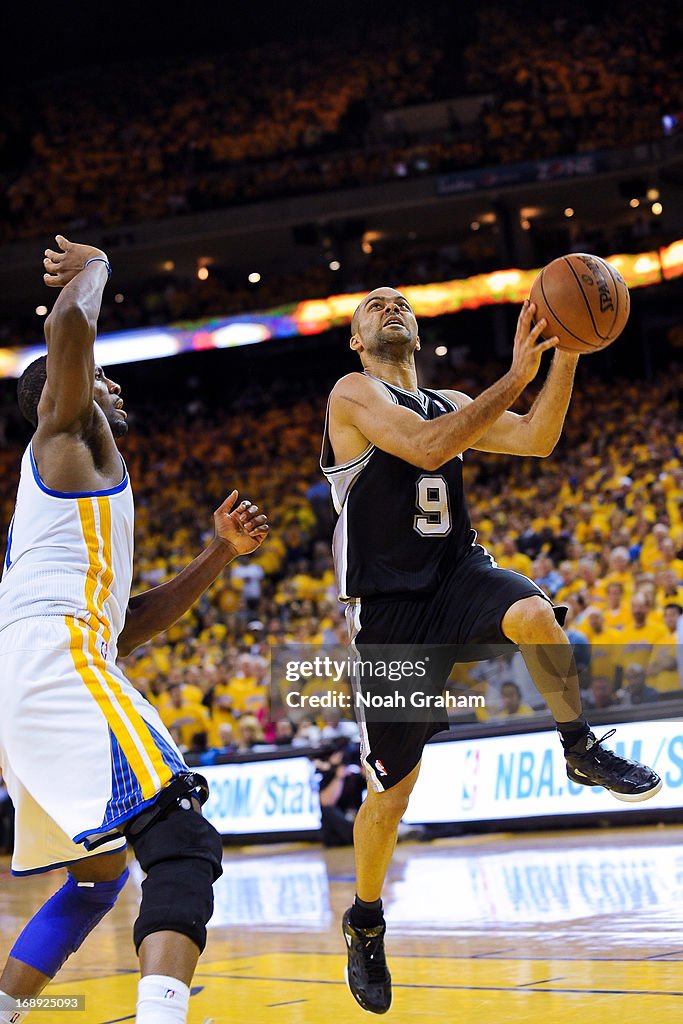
[0, 236, 268, 1024]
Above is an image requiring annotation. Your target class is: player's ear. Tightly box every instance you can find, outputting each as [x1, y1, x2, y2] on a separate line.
[415, 335, 421, 351]
[350, 334, 363, 353]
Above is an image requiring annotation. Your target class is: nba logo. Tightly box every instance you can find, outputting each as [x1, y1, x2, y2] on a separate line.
[374, 759, 388, 778]
[461, 748, 480, 810]
[99, 638, 109, 661]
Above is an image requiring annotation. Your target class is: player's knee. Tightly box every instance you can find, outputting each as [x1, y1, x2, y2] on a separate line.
[10, 867, 129, 977]
[367, 785, 411, 825]
[504, 596, 558, 644]
[128, 807, 223, 955]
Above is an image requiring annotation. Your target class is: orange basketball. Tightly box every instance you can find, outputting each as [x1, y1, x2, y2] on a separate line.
[529, 253, 630, 354]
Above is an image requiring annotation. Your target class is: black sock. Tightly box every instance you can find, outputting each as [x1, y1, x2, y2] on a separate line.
[557, 716, 590, 750]
[350, 895, 384, 929]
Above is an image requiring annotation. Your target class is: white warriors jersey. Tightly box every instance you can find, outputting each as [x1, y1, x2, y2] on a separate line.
[0, 443, 134, 654]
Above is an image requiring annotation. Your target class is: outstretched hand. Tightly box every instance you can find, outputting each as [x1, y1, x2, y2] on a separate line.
[214, 491, 269, 557]
[43, 234, 108, 288]
[510, 300, 559, 386]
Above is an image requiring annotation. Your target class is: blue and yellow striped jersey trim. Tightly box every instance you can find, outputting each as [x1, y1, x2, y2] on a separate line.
[65, 495, 180, 803]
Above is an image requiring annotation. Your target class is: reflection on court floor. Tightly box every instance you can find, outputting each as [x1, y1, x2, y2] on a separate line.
[129, 854, 333, 930]
[388, 841, 683, 929]
[3, 825, 683, 1023]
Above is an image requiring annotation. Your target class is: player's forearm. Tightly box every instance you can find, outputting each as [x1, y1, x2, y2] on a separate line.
[45, 262, 109, 350]
[118, 538, 239, 657]
[522, 351, 579, 456]
[423, 371, 528, 468]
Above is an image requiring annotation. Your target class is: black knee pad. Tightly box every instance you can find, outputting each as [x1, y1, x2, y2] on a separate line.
[129, 808, 223, 954]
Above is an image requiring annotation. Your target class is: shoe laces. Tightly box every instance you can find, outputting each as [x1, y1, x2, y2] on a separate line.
[585, 728, 626, 769]
[590, 728, 616, 748]
[359, 931, 388, 984]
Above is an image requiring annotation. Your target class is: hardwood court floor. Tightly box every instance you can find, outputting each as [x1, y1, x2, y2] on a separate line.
[2, 824, 683, 1023]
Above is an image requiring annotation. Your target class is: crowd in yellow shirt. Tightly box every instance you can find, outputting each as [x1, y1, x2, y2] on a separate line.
[1, 363, 682, 744]
[475, 371, 683, 712]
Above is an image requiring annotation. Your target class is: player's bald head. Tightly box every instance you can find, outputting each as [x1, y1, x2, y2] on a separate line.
[351, 287, 408, 338]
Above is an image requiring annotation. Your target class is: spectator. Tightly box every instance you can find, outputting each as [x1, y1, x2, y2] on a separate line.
[159, 681, 212, 751]
[496, 536, 533, 577]
[273, 718, 298, 746]
[603, 581, 629, 631]
[532, 554, 564, 598]
[619, 664, 661, 705]
[292, 716, 322, 748]
[236, 715, 268, 753]
[664, 603, 683, 635]
[320, 708, 360, 743]
[617, 592, 668, 675]
[575, 606, 620, 687]
[187, 730, 222, 766]
[584, 675, 622, 711]
[494, 681, 535, 719]
[2, 334, 683, 749]
[314, 744, 365, 847]
[598, 547, 634, 598]
[646, 603, 682, 692]
[231, 560, 266, 611]
[217, 722, 238, 754]
[0, 2, 681, 249]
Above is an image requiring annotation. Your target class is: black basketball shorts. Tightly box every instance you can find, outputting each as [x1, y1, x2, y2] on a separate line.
[346, 544, 566, 792]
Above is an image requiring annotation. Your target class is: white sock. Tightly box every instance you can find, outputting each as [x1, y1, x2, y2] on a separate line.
[136, 975, 190, 1024]
[0, 989, 25, 1023]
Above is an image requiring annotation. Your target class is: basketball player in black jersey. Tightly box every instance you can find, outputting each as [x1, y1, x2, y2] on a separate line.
[321, 287, 661, 1014]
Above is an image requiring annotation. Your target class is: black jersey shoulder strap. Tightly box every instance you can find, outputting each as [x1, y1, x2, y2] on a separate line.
[419, 387, 459, 413]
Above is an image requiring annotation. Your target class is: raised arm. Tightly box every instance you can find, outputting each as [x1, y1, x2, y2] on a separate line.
[38, 235, 110, 435]
[446, 349, 580, 458]
[118, 492, 268, 658]
[330, 301, 557, 471]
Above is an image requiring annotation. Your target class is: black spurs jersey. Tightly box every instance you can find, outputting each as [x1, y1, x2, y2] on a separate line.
[321, 374, 476, 600]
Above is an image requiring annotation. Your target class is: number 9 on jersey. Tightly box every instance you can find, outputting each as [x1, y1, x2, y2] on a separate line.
[413, 475, 451, 536]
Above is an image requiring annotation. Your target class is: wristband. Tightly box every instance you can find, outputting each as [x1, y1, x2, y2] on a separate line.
[83, 256, 112, 279]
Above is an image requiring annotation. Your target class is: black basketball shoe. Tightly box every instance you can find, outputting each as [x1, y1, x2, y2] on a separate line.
[342, 908, 392, 1014]
[564, 728, 662, 802]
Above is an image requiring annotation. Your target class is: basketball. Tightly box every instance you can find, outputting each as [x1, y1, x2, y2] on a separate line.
[529, 253, 630, 354]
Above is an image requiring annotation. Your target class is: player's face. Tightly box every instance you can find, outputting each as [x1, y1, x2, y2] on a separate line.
[355, 289, 419, 354]
[94, 365, 128, 437]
